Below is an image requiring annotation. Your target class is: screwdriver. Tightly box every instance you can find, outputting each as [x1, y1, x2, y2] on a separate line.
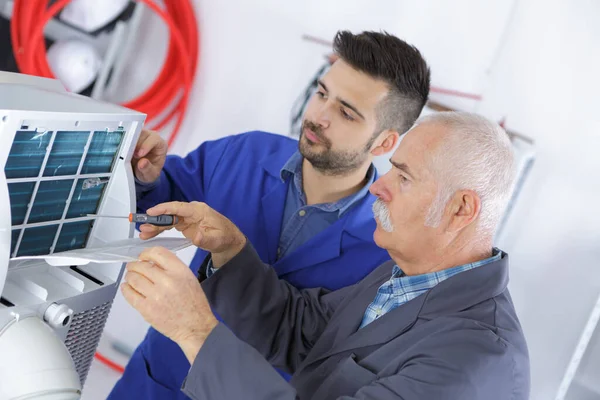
[87, 213, 180, 226]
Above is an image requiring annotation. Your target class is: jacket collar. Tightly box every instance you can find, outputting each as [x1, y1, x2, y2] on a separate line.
[304, 253, 510, 365]
[260, 150, 290, 179]
[420, 251, 509, 317]
[260, 151, 379, 243]
[258, 151, 379, 274]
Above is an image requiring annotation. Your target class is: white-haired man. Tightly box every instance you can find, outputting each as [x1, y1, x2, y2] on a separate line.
[122, 112, 530, 400]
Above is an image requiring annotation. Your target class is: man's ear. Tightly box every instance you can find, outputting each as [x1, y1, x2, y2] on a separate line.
[371, 130, 399, 156]
[446, 190, 481, 233]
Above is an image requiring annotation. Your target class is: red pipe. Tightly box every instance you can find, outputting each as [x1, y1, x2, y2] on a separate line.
[94, 352, 125, 374]
[10, 0, 200, 148]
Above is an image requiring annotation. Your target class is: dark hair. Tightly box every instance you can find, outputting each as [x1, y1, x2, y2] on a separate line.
[333, 30, 431, 135]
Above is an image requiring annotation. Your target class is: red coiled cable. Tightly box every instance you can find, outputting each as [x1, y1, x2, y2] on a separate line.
[10, 0, 199, 147]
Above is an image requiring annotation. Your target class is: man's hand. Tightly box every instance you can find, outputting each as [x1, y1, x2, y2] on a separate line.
[139, 201, 247, 268]
[132, 128, 168, 184]
[121, 247, 218, 364]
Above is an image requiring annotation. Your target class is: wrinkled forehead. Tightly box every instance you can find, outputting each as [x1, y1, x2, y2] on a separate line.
[391, 122, 447, 182]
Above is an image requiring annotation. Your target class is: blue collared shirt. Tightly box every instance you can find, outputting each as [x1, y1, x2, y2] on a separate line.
[206, 151, 375, 276]
[359, 249, 502, 329]
[278, 151, 375, 259]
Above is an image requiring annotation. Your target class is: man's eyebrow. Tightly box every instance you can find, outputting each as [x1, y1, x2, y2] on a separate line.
[317, 80, 365, 120]
[317, 79, 328, 92]
[390, 160, 416, 180]
[339, 99, 365, 120]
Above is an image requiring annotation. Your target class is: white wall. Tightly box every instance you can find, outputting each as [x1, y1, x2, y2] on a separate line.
[92, 1, 600, 399]
[475, 1, 600, 398]
[109, 0, 516, 154]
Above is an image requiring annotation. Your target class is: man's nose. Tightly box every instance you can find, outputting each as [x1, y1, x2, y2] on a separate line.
[315, 103, 332, 129]
[369, 177, 390, 202]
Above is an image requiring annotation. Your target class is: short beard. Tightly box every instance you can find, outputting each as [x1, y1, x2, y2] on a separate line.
[299, 120, 376, 176]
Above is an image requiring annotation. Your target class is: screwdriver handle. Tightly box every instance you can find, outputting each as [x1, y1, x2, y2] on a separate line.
[129, 213, 180, 226]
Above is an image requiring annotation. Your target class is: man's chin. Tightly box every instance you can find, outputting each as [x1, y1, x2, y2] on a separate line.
[299, 149, 326, 167]
[300, 138, 325, 154]
[373, 226, 386, 248]
[373, 224, 394, 246]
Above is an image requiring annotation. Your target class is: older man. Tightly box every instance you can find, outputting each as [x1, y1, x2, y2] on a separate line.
[122, 112, 530, 399]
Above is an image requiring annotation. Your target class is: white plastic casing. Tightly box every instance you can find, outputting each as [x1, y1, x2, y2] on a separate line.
[0, 317, 81, 399]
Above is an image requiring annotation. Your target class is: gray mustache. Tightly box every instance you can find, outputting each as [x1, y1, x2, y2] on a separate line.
[372, 199, 394, 232]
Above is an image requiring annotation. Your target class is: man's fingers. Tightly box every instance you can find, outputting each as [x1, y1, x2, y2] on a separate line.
[135, 129, 163, 158]
[136, 158, 149, 170]
[134, 158, 163, 182]
[139, 226, 162, 240]
[139, 223, 161, 233]
[138, 223, 171, 240]
[139, 231, 159, 240]
[132, 129, 166, 183]
[126, 260, 164, 283]
[124, 270, 154, 297]
[138, 246, 187, 273]
[133, 129, 151, 157]
[121, 282, 145, 311]
[147, 201, 206, 221]
[147, 201, 190, 218]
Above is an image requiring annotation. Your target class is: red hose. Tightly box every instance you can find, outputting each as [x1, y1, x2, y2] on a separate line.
[94, 352, 125, 374]
[10, 0, 199, 148]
